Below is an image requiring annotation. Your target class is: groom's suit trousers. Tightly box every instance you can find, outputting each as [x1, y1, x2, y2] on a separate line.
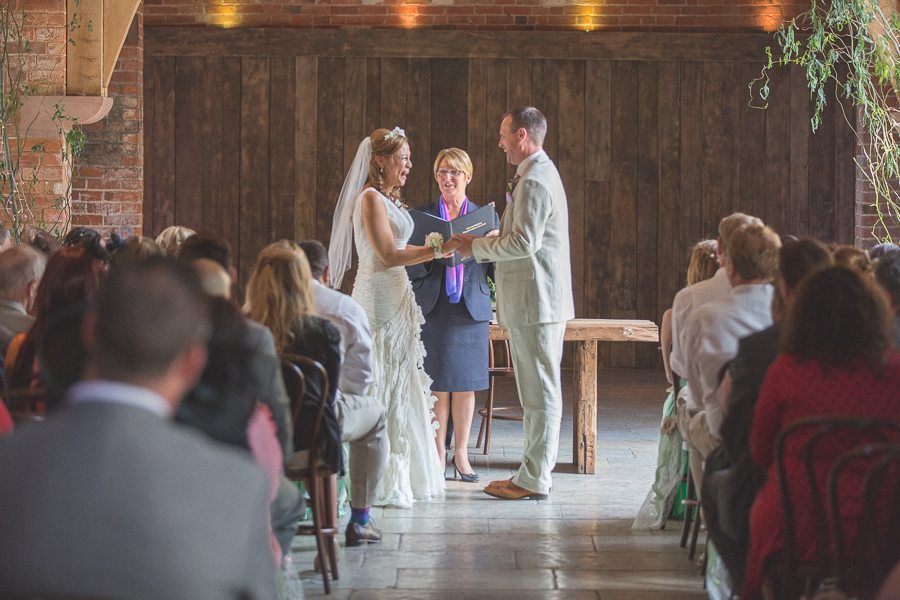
[509, 321, 567, 495]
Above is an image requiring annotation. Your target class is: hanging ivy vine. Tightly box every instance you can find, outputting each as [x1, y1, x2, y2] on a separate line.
[750, 0, 900, 243]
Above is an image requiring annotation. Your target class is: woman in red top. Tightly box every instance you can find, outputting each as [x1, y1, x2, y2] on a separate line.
[743, 266, 900, 599]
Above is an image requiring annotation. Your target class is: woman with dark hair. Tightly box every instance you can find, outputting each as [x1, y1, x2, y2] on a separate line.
[742, 266, 900, 599]
[5, 246, 106, 409]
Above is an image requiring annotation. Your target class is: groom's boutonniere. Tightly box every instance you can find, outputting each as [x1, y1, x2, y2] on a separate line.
[505, 174, 521, 204]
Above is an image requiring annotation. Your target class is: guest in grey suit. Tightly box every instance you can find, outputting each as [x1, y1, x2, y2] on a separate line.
[456, 107, 574, 499]
[0, 245, 45, 339]
[0, 257, 277, 600]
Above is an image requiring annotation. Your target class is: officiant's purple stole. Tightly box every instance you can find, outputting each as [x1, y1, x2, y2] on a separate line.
[439, 197, 468, 303]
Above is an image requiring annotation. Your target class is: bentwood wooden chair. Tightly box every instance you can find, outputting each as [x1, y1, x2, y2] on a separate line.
[827, 442, 900, 598]
[771, 417, 900, 599]
[476, 338, 522, 455]
[280, 353, 339, 594]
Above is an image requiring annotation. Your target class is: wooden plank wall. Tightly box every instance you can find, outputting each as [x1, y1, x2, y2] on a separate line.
[144, 29, 857, 368]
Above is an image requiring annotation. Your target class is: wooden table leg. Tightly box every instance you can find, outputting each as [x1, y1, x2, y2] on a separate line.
[572, 339, 598, 474]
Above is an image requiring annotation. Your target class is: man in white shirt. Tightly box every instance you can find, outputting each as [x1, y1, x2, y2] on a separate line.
[299, 240, 387, 546]
[669, 212, 762, 388]
[680, 223, 780, 495]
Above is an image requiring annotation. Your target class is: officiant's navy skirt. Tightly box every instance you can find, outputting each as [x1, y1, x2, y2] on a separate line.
[420, 278, 489, 392]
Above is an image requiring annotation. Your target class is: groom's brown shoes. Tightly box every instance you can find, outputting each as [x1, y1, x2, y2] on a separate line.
[483, 478, 548, 500]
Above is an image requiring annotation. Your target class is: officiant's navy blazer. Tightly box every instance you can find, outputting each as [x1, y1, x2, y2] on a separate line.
[406, 199, 497, 322]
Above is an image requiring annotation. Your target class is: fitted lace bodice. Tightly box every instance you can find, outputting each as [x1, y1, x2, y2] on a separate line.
[351, 188, 416, 328]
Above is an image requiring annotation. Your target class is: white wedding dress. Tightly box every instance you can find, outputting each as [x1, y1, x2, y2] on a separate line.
[351, 187, 445, 507]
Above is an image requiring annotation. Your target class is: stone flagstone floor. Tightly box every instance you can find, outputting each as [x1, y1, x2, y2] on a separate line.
[293, 368, 707, 599]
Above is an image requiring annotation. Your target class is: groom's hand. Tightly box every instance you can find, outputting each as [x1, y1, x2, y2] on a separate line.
[453, 234, 476, 257]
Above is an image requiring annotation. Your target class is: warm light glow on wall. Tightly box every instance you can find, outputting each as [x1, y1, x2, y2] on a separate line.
[209, 5, 239, 29]
[751, 4, 782, 32]
[398, 4, 418, 29]
[576, 2, 601, 32]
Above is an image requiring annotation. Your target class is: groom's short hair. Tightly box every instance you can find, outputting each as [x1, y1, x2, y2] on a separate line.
[507, 107, 547, 146]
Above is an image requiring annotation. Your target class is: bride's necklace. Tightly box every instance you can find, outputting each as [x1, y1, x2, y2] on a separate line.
[377, 186, 408, 210]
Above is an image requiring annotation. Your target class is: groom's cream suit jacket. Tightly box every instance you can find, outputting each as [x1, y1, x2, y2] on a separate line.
[472, 150, 574, 327]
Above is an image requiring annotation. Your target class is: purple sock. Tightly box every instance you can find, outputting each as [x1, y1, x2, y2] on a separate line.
[350, 506, 370, 526]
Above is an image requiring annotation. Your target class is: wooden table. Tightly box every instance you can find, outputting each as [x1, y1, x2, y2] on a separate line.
[489, 318, 659, 474]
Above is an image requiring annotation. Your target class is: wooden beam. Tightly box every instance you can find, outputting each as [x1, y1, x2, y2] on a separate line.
[66, 0, 103, 95]
[102, 0, 141, 93]
[145, 27, 773, 63]
[19, 96, 113, 137]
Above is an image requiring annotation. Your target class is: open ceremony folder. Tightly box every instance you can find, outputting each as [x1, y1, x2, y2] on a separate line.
[409, 202, 497, 267]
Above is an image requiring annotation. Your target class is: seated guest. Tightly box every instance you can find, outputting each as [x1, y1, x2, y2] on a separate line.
[155, 225, 196, 257]
[633, 238, 717, 529]
[833, 244, 872, 276]
[6, 247, 105, 409]
[743, 266, 900, 599]
[870, 242, 899, 261]
[0, 257, 277, 599]
[177, 235, 301, 560]
[177, 232, 293, 460]
[681, 223, 780, 495]
[875, 251, 900, 346]
[670, 213, 762, 383]
[246, 244, 343, 479]
[110, 235, 163, 267]
[702, 238, 832, 586]
[0, 246, 46, 338]
[24, 226, 61, 257]
[179, 230, 238, 281]
[300, 239, 387, 545]
[62, 226, 112, 266]
[178, 258, 306, 565]
[0, 221, 12, 252]
[176, 294, 285, 567]
[671, 213, 762, 493]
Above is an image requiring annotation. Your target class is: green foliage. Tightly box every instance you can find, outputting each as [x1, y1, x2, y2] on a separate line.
[0, 5, 87, 242]
[750, 0, 900, 242]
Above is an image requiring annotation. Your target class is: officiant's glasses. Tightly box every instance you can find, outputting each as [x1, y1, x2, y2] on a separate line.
[436, 169, 464, 178]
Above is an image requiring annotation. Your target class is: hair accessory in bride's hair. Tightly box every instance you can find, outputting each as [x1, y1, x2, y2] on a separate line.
[384, 126, 406, 141]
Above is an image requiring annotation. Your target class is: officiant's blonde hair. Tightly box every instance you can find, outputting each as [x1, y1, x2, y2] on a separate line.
[433, 148, 473, 180]
[245, 244, 316, 351]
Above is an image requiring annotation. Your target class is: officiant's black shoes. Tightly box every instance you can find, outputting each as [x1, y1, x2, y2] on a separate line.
[450, 457, 480, 483]
[345, 518, 382, 546]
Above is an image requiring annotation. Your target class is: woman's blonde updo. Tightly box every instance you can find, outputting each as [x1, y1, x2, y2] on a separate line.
[368, 127, 408, 199]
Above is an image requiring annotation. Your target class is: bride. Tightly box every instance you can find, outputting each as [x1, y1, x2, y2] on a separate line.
[329, 127, 454, 507]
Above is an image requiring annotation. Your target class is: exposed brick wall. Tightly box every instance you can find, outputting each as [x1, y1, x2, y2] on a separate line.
[143, 0, 809, 31]
[2, 1, 68, 239]
[70, 10, 144, 236]
[18, 0, 66, 95]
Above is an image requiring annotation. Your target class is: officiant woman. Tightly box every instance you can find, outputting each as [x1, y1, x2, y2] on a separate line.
[407, 148, 498, 483]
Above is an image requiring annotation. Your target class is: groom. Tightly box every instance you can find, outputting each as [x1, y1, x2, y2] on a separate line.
[455, 107, 574, 500]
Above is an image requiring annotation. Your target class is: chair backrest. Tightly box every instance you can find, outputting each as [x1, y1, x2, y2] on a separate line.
[280, 352, 330, 471]
[489, 338, 512, 370]
[775, 417, 900, 595]
[828, 442, 900, 597]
